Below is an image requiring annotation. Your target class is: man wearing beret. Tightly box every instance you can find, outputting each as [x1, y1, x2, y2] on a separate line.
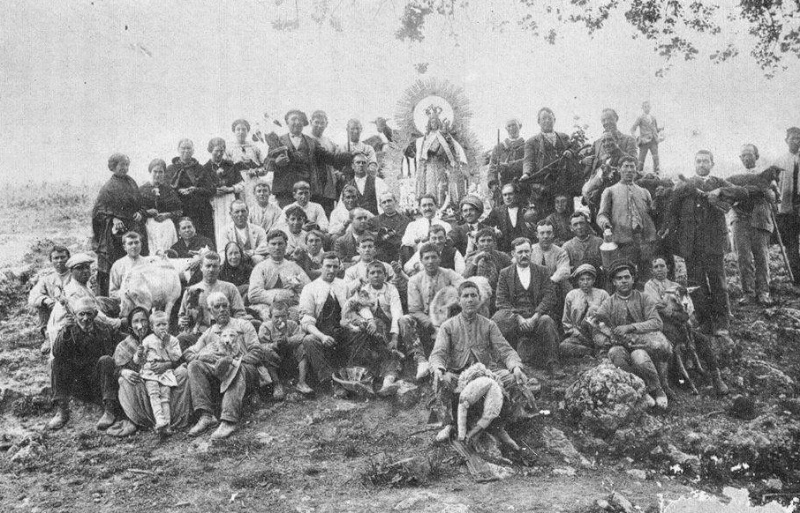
[448, 195, 487, 257]
[595, 260, 672, 409]
[268, 109, 354, 208]
[48, 297, 120, 431]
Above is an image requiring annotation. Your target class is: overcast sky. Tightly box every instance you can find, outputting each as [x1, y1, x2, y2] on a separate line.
[2, 0, 798, 185]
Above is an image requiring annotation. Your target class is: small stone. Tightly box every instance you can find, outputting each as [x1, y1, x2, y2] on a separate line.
[626, 469, 647, 480]
[552, 466, 576, 477]
[607, 491, 634, 513]
[394, 381, 420, 409]
[596, 499, 610, 510]
[764, 477, 783, 490]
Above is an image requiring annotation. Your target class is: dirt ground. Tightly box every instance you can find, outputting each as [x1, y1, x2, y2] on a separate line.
[0, 183, 798, 512]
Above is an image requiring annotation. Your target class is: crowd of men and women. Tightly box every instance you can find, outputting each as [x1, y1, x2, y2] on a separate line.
[28, 103, 800, 444]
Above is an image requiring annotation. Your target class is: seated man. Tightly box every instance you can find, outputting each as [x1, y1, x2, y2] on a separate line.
[281, 205, 310, 255]
[492, 238, 562, 377]
[28, 245, 71, 341]
[342, 260, 403, 396]
[400, 242, 463, 379]
[185, 292, 266, 440]
[298, 252, 350, 397]
[429, 281, 529, 443]
[596, 260, 672, 409]
[109, 231, 149, 299]
[333, 208, 373, 269]
[247, 230, 310, 321]
[401, 194, 452, 258]
[280, 181, 329, 233]
[258, 300, 310, 397]
[404, 224, 465, 276]
[177, 251, 247, 351]
[531, 219, 571, 317]
[561, 211, 604, 287]
[328, 185, 359, 238]
[46, 253, 122, 349]
[374, 192, 411, 264]
[48, 297, 119, 431]
[222, 200, 269, 264]
[170, 217, 215, 258]
[343, 235, 395, 287]
[560, 264, 610, 358]
[448, 195, 487, 257]
[249, 179, 283, 235]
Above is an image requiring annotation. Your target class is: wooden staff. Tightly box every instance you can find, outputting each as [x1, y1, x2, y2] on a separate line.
[770, 208, 795, 283]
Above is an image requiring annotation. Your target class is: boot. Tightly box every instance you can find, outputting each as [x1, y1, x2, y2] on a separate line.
[210, 421, 237, 440]
[47, 400, 69, 431]
[96, 400, 116, 430]
[188, 413, 216, 437]
[712, 369, 729, 396]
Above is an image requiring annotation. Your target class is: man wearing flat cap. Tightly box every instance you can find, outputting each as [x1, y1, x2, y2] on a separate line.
[268, 109, 354, 208]
[594, 260, 672, 409]
[45, 253, 122, 351]
[448, 195, 487, 257]
[48, 296, 121, 431]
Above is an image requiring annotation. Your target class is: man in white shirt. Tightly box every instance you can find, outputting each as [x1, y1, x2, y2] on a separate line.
[774, 127, 800, 284]
[248, 179, 283, 235]
[108, 232, 148, 299]
[280, 181, 329, 232]
[401, 194, 452, 258]
[222, 200, 269, 264]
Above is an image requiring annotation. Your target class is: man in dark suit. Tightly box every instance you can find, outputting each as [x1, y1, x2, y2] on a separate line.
[448, 195, 486, 257]
[483, 183, 535, 252]
[268, 109, 353, 208]
[491, 237, 562, 377]
[374, 192, 410, 264]
[668, 150, 747, 335]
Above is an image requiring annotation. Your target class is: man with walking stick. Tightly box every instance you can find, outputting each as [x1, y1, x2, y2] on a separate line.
[774, 127, 800, 286]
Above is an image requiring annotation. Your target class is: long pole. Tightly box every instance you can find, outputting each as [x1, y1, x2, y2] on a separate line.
[770, 208, 795, 283]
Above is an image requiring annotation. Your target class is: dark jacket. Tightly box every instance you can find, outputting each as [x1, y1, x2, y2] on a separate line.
[495, 264, 557, 317]
[448, 221, 486, 256]
[484, 205, 536, 252]
[489, 138, 526, 184]
[375, 212, 410, 263]
[267, 134, 352, 197]
[668, 175, 747, 259]
[168, 157, 216, 240]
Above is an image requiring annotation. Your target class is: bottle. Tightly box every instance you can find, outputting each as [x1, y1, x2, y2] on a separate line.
[600, 228, 619, 270]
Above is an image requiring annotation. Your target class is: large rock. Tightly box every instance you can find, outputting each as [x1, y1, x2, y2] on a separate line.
[564, 361, 648, 436]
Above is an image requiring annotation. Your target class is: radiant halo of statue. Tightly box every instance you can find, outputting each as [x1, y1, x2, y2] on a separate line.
[413, 95, 455, 134]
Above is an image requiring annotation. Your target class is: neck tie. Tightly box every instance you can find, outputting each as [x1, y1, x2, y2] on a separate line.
[541, 252, 547, 266]
[793, 160, 799, 203]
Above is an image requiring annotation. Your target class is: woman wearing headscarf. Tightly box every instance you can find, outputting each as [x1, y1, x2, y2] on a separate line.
[205, 137, 244, 250]
[168, 139, 215, 241]
[108, 307, 192, 437]
[92, 153, 149, 295]
[139, 159, 183, 254]
[226, 119, 266, 209]
[219, 241, 254, 298]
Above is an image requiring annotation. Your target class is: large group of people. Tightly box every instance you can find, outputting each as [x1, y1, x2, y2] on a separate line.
[28, 104, 800, 446]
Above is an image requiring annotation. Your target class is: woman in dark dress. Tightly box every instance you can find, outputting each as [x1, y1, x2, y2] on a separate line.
[139, 158, 183, 254]
[92, 153, 149, 295]
[168, 139, 215, 241]
[219, 241, 254, 298]
[204, 137, 244, 250]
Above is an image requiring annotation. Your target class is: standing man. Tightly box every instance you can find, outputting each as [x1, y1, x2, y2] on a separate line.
[596, 155, 658, 282]
[489, 118, 526, 185]
[374, 192, 411, 264]
[400, 243, 464, 379]
[268, 109, 353, 208]
[307, 110, 342, 216]
[668, 150, 747, 335]
[732, 144, 775, 305]
[341, 119, 378, 182]
[29, 245, 71, 342]
[185, 292, 266, 440]
[774, 127, 800, 285]
[298, 252, 351, 397]
[347, 151, 387, 216]
[630, 101, 661, 174]
[484, 183, 535, 252]
[492, 238, 562, 376]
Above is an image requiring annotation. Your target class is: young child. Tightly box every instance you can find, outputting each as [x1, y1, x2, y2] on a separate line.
[559, 264, 611, 358]
[257, 301, 309, 396]
[135, 311, 182, 433]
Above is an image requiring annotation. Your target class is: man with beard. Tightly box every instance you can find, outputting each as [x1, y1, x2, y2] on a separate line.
[489, 118, 526, 185]
[492, 238, 562, 377]
[269, 109, 353, 208]
[307, 110, 343, 216]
